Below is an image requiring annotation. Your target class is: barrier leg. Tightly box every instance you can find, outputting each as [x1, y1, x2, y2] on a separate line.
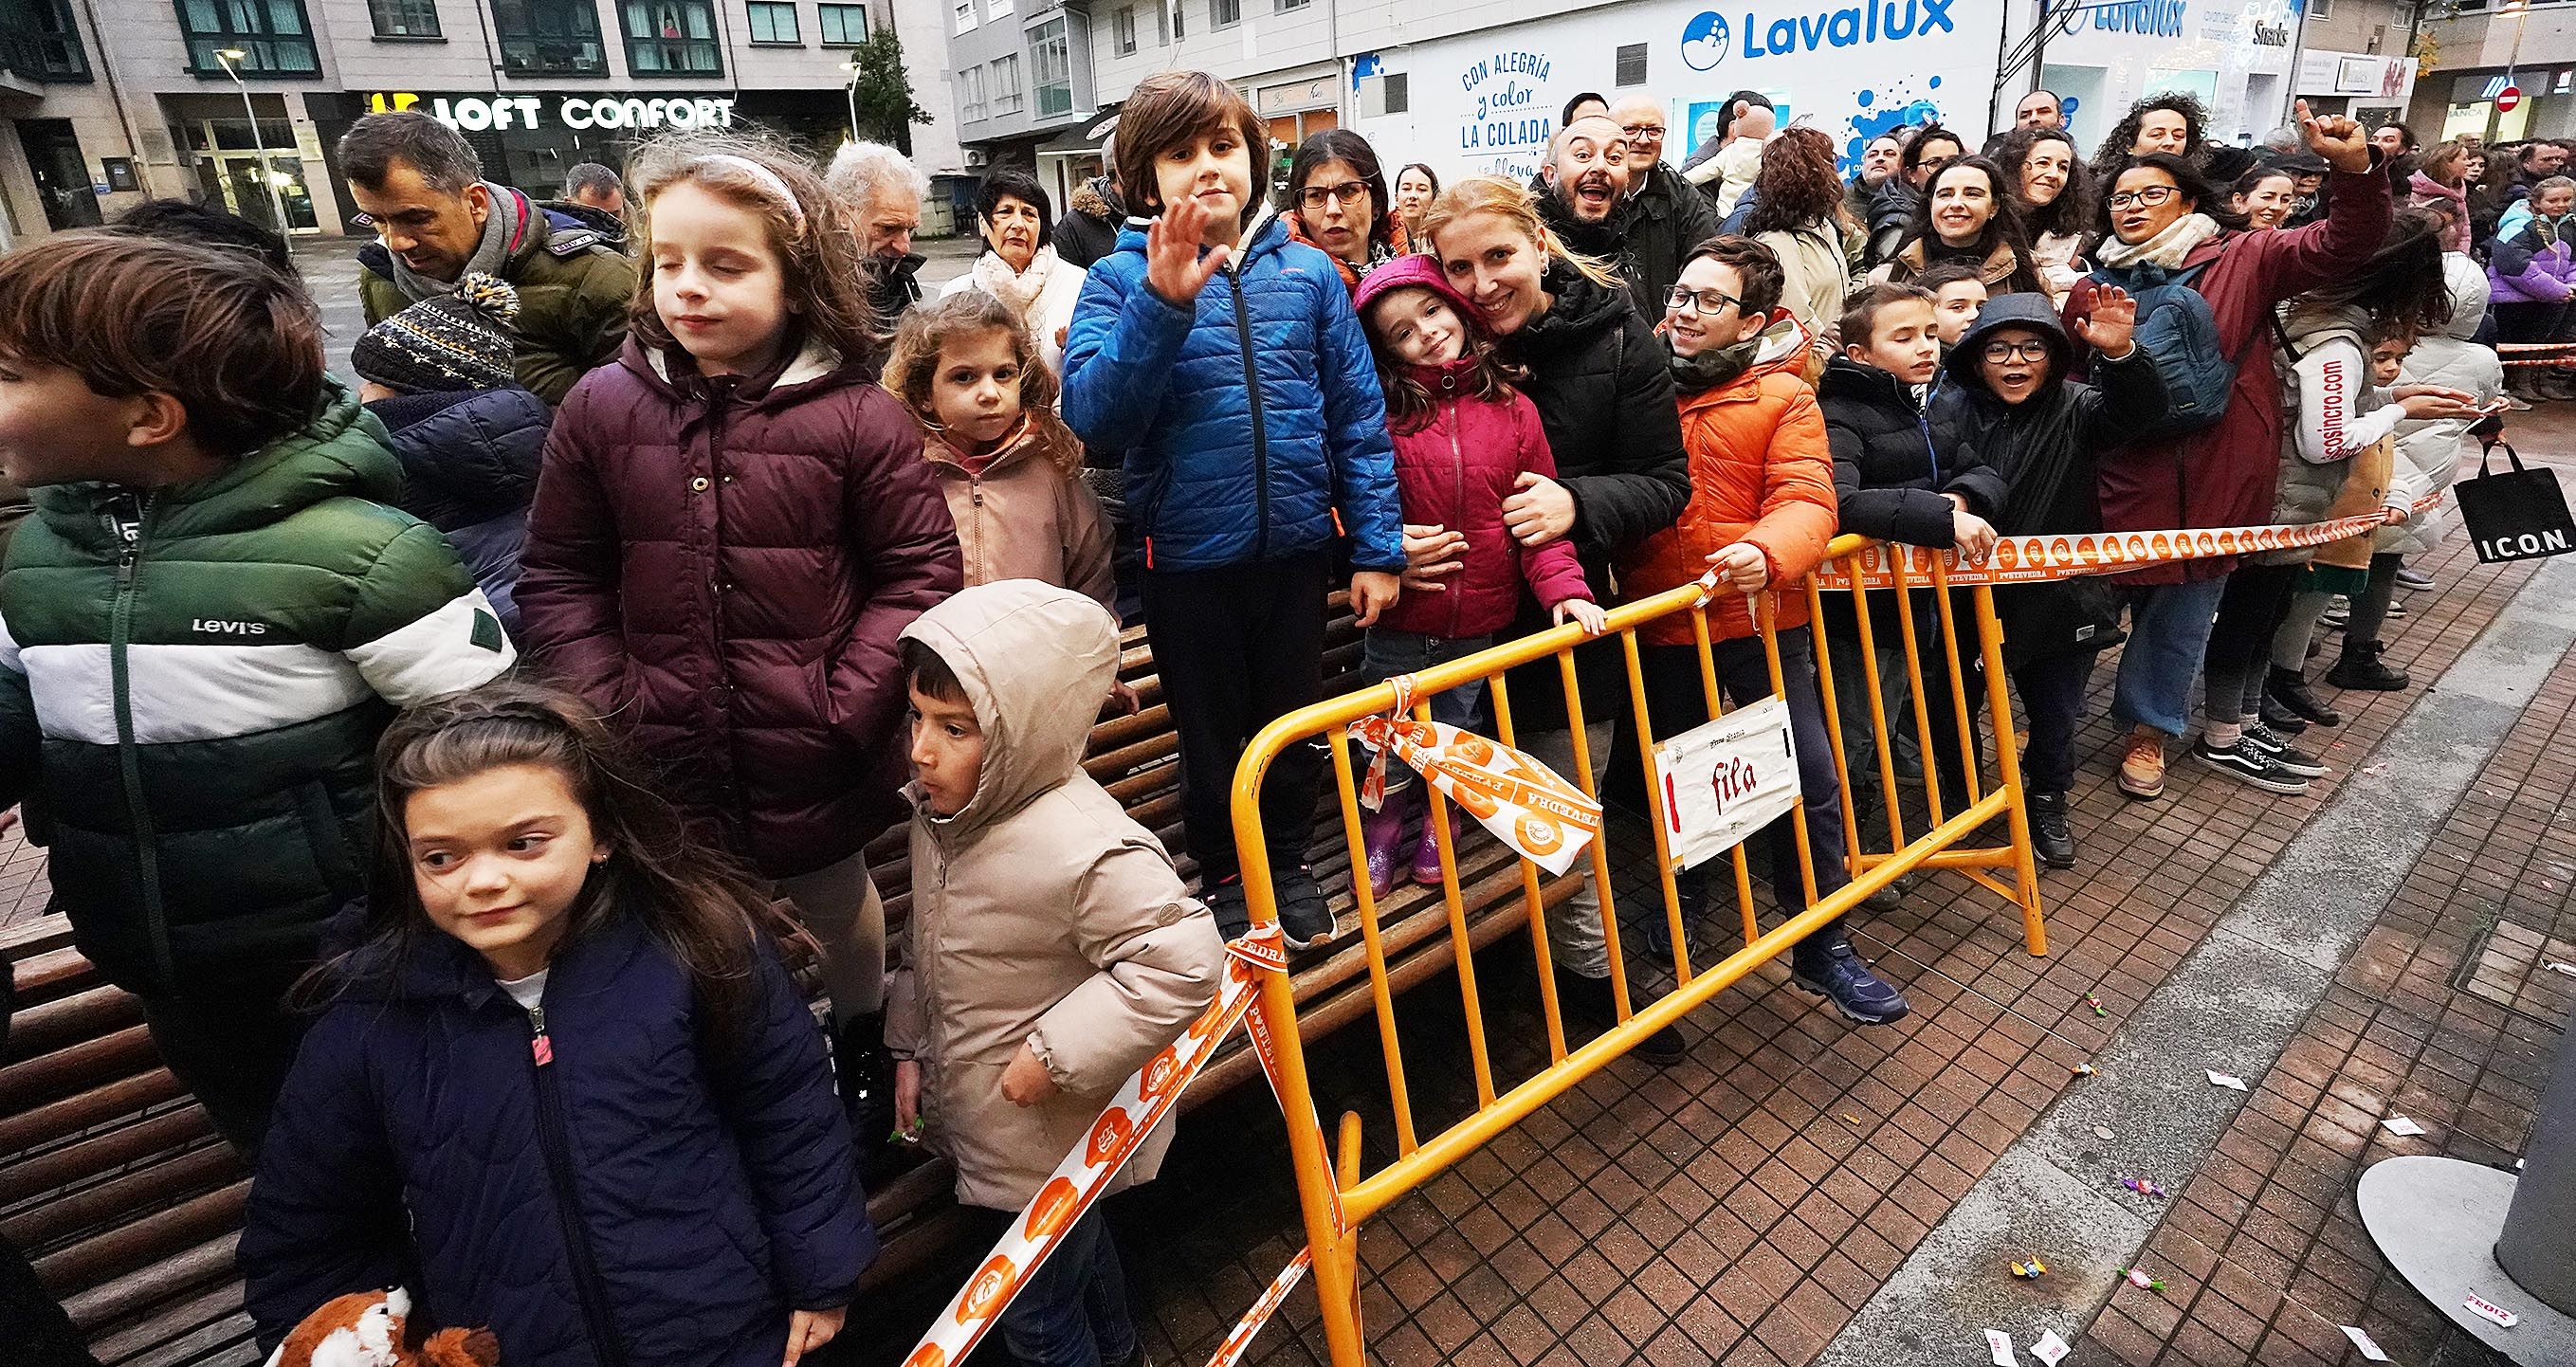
[1972, 587, 2048, 957]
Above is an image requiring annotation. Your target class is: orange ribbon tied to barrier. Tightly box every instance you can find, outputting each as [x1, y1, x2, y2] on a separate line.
[1347, 675, 1603, 876]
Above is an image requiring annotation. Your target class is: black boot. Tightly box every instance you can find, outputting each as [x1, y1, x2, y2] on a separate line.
[2026, 790, 2075, 869]
[2267, 666, 2342, 726]
[834, 1012, 897, 1172]
[2327, 640, 2410, 691]
[1554, 967, 1685, 1065]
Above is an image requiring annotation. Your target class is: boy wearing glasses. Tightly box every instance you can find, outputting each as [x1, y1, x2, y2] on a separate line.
[1930, 288, 2157, 867]
[1620, 236, 1910, 1027]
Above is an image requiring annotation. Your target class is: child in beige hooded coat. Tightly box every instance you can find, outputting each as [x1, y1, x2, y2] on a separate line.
[887, 579, 1223, 1367]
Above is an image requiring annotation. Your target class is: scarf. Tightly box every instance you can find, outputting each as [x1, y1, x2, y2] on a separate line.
[1666, 334, 1761, 394]
[970, 246, 1061, 317]
[2092, 212, 2222, 271]
[388, 182, 523, 304]
[1287, 215, 1407, 294]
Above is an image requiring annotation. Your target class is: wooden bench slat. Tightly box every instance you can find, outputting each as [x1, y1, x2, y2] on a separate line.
[5, 983, 147, 1064]
[0, 1108, 216, 1209]
[0, 1025, 163, 1111]
[88, 1284, 247, 1365]
[38, 1181, 248, 1300]
[57, 1231, 238, 1330]
[0, 1070, 188, 1157]
[4, 1143, 244, 1252]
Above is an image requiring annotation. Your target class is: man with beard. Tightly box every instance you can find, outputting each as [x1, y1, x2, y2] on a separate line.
[1537, 115, 1647, 313]
[1843, 133, 1904, 268]
[824, 139, 928, 323]
[1607, 94, 1721, 321]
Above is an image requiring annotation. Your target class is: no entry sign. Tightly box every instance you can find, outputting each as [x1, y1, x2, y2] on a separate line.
[2499, 84, 2523, 112]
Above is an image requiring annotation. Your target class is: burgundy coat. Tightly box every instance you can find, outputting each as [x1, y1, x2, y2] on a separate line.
[1374, 363, 1592, 640]
[518, 337, 963, 875]
[2062, 162, 2392, 584]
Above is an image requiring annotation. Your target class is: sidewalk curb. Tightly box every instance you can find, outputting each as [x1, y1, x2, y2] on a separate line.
[1815, 554, 2576, 1366]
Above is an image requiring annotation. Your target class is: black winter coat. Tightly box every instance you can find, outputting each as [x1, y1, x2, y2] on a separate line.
[242, 907, 875, 1367]
[368, 387, 551, 634]
[1052, 176, 1125, 271]
[1819, 355, 2004, 550]
[1492, 262, 1693, 729]
[1615, 163, 1725, 324]
[1935, 293, 2167, 663]
[1867, 180, 1922, 270]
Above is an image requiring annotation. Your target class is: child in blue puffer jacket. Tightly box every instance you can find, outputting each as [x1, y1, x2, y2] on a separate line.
[1062, 70, 1405, 947]
[241, 683, 874, 1367]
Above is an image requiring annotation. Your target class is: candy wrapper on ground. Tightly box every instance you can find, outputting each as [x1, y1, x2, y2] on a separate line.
[1348, 696, 1602, 877]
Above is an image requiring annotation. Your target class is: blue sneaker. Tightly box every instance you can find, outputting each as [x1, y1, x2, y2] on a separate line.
[1792, 941, 1911, 1025]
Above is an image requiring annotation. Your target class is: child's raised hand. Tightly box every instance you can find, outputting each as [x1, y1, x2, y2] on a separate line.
[1001, 1043, 1058, 1107]
[1144, 197, 1231, 306]
[1349, 570, 1402, 628]
[1553, 597, 1609, 636]
[1401, 522, 1469, 592]
[2075, 285, 2138, 357]
[1502, 473, 1578, 548]
[1705, 542, 1770, 594]
[783, 1307, 846, 1367]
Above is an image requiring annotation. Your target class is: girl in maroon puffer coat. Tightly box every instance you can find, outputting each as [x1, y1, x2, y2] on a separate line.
[1349, 253, 1604, 897]
[518, 135, 963, 1160]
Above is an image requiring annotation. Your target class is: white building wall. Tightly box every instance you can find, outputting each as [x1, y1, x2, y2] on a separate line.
[888, 0, 966, 175]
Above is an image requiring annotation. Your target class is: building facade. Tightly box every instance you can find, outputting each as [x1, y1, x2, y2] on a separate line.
[2413, 0, 2576, 144]
[0, 0, 965, 246]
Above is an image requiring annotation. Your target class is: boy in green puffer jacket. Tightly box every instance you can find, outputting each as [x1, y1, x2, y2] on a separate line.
[0, 232, 516, 1157]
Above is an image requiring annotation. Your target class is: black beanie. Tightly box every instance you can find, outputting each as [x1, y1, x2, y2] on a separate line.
[352, 273, 521, 393]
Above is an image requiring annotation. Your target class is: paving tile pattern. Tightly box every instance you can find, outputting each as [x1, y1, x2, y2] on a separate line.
[843, 441, 2573, 1367]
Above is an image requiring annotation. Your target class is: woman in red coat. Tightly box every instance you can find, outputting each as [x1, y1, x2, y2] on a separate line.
[2061, 100, 2389, 800]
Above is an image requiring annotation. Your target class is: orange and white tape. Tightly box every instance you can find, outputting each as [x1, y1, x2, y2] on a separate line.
[1347, 690, 1603, 876]
[1198, 1249, 1315, 1367]
[1804, 494, 2441, 592]
[901, 924, 1299, 1367]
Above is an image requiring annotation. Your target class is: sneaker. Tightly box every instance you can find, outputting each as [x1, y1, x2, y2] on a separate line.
[1792, 940, 1911, 1025]
[1556, 968, 1686, 1064]
[2027, 790, 2075, 869]
[1272, 863, 1336, 950]
[2193, 738, 2311, 794]
[2238, 720, 2328, 776]
[2327, 640, 2411, 691]
[2384, 599, 2408, 620]
[1864, 874, 1912, 912]
[2395, 566, 2436, 592]
[1643, 877, 1708, 954]
[2267, 666, 2342, 727]
[2257, 693, 2311, 736]
[1207, 876, 1251, 941]
[2117, 728, 2167, 800]
[2321, 597, 2350, 630]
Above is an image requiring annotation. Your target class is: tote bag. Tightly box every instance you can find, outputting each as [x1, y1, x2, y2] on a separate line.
[2456, 440, 2576, 564]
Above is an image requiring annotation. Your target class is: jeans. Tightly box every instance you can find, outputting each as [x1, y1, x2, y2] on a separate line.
[137, 976, 311, 1159]
[1141, 552, 1332, 884]
[1361, 629, 1492, 793]
[1635, 629, 1852, 963]
[776, 848, 884, 1022]
[2201, 563, 2302, 728]
[983, 1204, 1137, 1367]
[2110, 577, 2229, 738]
[2010, 650, 2098, 795]
[1522, 720, 1617, 979]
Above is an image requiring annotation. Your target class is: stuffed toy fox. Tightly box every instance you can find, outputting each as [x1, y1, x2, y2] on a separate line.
[263, 1288, 497, 1367]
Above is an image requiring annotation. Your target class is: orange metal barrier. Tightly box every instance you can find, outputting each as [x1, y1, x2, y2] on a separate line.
[1227, 533, 2043, 1367]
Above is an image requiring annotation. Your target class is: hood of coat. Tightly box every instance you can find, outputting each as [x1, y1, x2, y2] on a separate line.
[329, 890, 654, 1007]
[1818, 353, 1926, 409]
[900, 580, 1120, 838]
[1945, 292, 2073, 401]
[919, 414, 1070, 480]
[369, 386, 553, 505]
[29, 380, 400, 547]
[2439, 250, 2491, 341]
[1071, 175, 1124, 223]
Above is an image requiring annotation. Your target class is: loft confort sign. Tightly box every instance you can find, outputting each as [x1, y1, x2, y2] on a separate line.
[365, 91, 738, 132]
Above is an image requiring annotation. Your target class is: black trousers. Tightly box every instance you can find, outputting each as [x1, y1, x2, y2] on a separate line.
[2009, 650, 2099, 796]
[1822, 589, 1985, 821]
[2202, 562, 2303, 727]
[135, 975, 310, 1159]
[1141, 551, 1332, 885]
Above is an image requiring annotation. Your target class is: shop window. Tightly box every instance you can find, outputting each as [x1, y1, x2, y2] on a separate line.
[1029, 15, 1070, 118]
[816, 0, 862, 43]
[745, 0, 795, 42]
[0, 0, 89, 80]
[491, 0, 605, 73]
[991, 52, 1021, 115]
[1211, 0, 1234, 26]
[622, 0, 720, 74]
[369, 0, 441, 37]
[177, 0, 320, 75]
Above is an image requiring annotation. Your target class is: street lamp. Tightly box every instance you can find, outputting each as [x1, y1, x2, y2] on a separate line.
[212, 47, 294, 243]
[842, 58, 863, 142]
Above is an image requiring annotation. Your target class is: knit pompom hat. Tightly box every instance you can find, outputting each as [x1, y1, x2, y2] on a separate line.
[352, 273, 521, 393]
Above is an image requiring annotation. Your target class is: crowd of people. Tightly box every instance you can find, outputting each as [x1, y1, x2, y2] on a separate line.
[0, 67, 2522, 1367]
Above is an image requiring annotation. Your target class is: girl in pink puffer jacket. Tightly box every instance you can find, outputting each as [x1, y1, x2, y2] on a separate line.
[1348, 252, 1605, 896]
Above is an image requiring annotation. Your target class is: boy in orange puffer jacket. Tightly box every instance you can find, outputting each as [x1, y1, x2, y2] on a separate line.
[1618, 235, 1909, 1027]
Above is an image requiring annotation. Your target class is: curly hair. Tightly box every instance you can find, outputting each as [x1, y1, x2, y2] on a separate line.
[2092, 152, 2250, 248]
[2091, 92, 2210, 183]
[1743, 126, 1845, 236]
[626, 131, 884, 365]
[1990, 125, 2092, 240]
[880, 290, 1083, 475]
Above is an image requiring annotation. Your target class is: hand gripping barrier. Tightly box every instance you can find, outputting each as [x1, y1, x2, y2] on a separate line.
[903, 496, 2444, 1367]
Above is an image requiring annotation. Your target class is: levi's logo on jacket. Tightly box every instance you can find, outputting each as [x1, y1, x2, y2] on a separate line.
[192, 618, 270, 637]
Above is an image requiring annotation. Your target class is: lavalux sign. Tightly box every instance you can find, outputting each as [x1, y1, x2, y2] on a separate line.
[364, 91, 739, 133]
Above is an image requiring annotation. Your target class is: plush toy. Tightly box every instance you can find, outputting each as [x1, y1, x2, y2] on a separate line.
[262, 1288, 499, 1367]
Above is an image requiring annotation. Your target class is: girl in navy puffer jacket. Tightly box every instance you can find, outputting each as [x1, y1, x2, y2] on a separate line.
[1346, 252, 1602, 897]
[1062, 72, 1404, 946]
[241, 683, 874, 1367]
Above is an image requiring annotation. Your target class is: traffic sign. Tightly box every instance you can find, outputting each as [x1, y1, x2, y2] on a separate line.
[2500, 85, 2524, 112]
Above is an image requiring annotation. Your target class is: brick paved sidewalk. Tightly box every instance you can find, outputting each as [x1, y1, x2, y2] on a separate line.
[844, 433, 2576, 1367]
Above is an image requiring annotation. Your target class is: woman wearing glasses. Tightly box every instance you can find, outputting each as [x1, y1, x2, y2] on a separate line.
[1281, 129, 1405, 295]
[2060, 101, 2392, 802]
